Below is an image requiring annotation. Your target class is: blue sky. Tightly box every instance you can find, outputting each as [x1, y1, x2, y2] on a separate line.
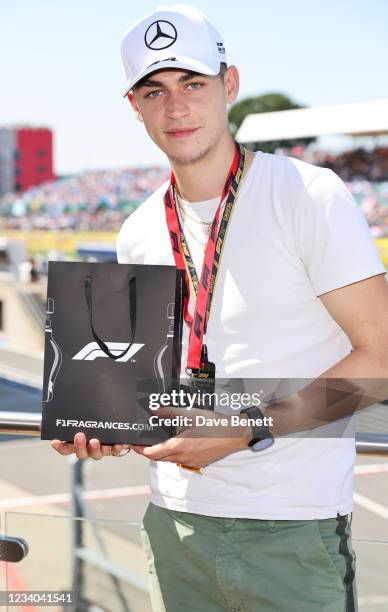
[1, 0, 388, 174]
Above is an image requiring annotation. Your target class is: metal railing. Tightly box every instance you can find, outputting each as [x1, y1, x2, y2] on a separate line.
[1, 411, 388, 453]
[355, 431, 388, 454]
[0, 410, 41, 435]
[18, 288, 46, 330]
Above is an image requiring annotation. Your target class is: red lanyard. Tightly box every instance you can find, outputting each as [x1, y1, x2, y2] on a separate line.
[163, 142, 246, 371]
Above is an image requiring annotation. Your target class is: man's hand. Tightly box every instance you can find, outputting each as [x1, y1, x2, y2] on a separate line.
[51, 432, 131, 461]
[132, 407, 251, 468]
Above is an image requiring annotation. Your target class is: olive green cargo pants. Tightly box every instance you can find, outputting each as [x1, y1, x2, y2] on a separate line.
[140, 502, 357, 612]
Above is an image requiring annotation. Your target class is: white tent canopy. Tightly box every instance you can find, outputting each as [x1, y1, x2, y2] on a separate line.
[235, 99, 388, 143]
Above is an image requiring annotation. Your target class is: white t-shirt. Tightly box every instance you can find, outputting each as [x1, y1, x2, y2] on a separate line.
[117, 151, 385, 519]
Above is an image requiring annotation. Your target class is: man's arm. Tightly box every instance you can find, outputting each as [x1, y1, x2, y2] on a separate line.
[320, 273, 388, 378]
[264, 273, 388, 437]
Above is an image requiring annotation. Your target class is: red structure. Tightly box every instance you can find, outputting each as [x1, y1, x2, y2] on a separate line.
[14, 128, 54, 192]
[0, 126, 54, 196]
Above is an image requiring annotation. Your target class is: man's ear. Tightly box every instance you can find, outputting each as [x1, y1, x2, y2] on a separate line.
[223, 66, 239, 105]
[127, 91, 144, 122]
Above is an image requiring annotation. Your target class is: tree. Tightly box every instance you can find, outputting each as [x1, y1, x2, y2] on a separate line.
[228, 93, 315, 153]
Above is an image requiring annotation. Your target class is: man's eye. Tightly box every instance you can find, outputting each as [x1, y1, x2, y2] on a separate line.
[145, 90, 162, 99]
[187, 82, 203, 90]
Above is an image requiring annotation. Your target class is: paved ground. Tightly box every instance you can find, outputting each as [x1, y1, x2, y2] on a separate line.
[1, 379, 388, 611]
[0, 347, 43, 389]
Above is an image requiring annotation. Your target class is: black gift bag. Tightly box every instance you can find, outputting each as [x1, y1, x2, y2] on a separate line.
[41, 261, 184, 444]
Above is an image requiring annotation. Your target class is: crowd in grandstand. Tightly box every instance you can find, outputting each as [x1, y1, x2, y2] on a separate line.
[309, 147, 388, 182]
[0, 147, 387, 237]
[0, 166, 168, 232]
[282, 146, 388, 237]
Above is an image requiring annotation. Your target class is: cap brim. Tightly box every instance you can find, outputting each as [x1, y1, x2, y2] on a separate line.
[122, 56, 222, 97]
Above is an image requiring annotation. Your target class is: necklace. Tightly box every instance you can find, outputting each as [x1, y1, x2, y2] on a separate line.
[176, 193, 213, 229]
[175, 194, 212, 248]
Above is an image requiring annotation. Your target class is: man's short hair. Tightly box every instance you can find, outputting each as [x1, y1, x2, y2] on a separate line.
[219, 62, 228, 78]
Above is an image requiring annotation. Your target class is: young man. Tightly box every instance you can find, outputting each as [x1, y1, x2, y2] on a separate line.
[53, 5, 388, 611]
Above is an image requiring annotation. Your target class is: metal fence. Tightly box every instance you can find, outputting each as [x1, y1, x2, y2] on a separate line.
[1, 410, 388, 452]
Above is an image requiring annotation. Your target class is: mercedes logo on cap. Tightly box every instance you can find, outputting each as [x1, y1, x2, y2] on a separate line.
[144, 20, 178, 50]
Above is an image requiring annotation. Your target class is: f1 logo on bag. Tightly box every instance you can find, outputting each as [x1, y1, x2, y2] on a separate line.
[72, 342, 145, 362]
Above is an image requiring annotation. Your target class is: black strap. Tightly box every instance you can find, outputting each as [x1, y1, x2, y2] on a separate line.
[84, 274, 137, 360]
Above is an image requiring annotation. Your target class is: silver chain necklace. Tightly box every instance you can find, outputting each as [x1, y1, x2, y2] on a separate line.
[176, 194, 213, 243]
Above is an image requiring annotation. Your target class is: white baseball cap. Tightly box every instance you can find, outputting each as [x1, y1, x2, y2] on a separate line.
[121, 4, 227, 96]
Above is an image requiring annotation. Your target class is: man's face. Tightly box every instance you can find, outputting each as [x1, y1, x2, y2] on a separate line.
[127, 66, 239, 166]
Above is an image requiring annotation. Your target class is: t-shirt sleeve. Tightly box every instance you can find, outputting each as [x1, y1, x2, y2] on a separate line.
[116, 209, 148, 265]
[116, 217, 132, 263]
[296, 168, 386, 296]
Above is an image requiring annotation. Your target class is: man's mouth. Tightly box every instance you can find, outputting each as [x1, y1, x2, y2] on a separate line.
[165, 128, 199, 139]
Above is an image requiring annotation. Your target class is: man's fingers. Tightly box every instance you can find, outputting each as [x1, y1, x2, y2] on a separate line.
[131, 445, 148, 454]
[111, 444, 131, 457]
[51, 439, 75, 456]
[52, 434, 117, 461]
[102, 444, 114, 457]
[131, 444, 170, 460]
[74, 432, 89, 460]
[88, 438, 104, 460]
[111, 444, 123, 454]
[87, 440, 115, 460]
[142, 440, 182, 461]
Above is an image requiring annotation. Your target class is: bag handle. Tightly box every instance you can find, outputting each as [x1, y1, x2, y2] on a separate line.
[84, 274, 137, 360]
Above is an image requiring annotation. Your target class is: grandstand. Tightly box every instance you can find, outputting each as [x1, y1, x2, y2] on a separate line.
[0, 166, 168, 233]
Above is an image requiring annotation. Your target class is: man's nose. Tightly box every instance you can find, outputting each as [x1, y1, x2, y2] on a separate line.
[165, 91, 189, 118]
